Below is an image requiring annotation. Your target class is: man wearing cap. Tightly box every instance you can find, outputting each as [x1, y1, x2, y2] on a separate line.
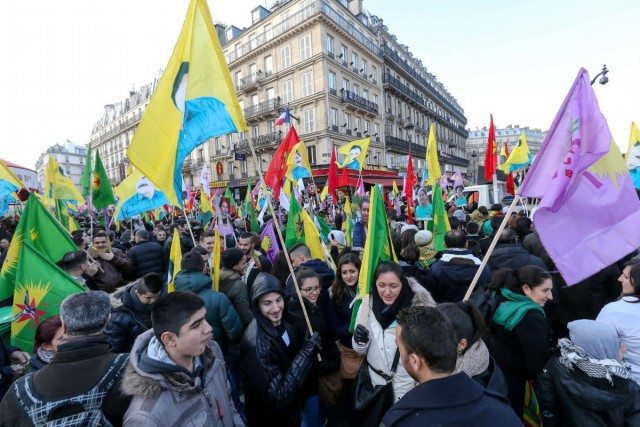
[219, 248, 253, 329]
[0, 291, 131, 425]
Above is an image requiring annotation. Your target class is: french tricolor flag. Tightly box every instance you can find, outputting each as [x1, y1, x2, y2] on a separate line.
[274, 108, 290, 126]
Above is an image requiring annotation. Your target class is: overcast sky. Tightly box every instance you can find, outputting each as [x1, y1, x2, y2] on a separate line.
[2, 0, 637, 170]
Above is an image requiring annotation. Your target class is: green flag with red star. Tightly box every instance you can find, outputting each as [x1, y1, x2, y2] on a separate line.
[11, 242, 85, 351]
[0, 193, 78, 302]
[285, 186, 305, 249]
[92, 150, 114, 210]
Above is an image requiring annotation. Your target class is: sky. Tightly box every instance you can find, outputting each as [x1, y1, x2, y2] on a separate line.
[1, 0, 638, 170]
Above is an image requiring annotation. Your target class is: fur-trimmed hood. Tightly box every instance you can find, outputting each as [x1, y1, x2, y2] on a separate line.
[120, 329, 218, 399]
[407, 277, 436, 307]
[109, 281, 137, 310]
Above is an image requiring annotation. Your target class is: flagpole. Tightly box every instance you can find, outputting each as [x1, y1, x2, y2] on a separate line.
[246, 126, 318, 348]
[462, 194, 521, 301]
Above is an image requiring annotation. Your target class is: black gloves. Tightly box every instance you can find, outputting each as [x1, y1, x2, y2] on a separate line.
[301, 331, 322, 357]
[354, 324, 369, 345]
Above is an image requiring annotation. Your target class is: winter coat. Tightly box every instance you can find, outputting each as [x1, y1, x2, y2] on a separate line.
[219, 268, 253, 329]
[0, 339, 19, 400]
[173, 270, 243, 355]
[536, 355, 640, 427]
[424, 256, 492, 303]
[326, 286, 356, 348]
[125, 241, 165, 279]
[522, 231, 554, 269]
[104, 282, 153, 354]
[488, 243, 547, 272]
[243, 251, 273, 294]
[239, 275, 317, 427]
[352, 278, 436, 402]
[381, 372, 521, 427]
[91, 247, 134, 293]
[352, 220, 366, 251]
[121, 330, 244, 427]
[0, 337, 131, 427]
[491, 308, 552, 418]
[287, 297, 341, 397]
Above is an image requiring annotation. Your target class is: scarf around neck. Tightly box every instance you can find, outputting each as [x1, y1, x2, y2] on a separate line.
[455, 339, 490, 377]
[557, 338, 636, 385]
[492, 288, 544, 331]
[372, 281, 414, 330]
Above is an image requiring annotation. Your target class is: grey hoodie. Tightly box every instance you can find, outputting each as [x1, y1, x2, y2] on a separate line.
[121, 330, 244, 426]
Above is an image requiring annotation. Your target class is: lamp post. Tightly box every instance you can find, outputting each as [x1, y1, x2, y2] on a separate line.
[590, 64, 609, 86]
[404, 119, 415, 167]
[471, 151, 477, 182]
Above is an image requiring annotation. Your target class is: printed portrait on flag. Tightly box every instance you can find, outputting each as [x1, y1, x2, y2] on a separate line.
[338, 138, 370, 172]
[115, 173, 169, 221]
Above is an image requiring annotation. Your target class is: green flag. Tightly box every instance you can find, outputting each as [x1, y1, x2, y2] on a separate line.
[285, 192, 305, 249]
[56, 199, 71, 232]
[0, 194, 77, 301]
[92, 150, 114, 210]
[79, 143, 92, 198]
[432, 182, 451, 251]
[350, 184, 397, 331]
[224, 188, 237, 207]
[245, 179, 259, 233]
[315, 214, 332, 241]
[10, 242, 85, 351]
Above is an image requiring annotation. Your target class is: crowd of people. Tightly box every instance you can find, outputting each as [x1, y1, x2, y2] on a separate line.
[0, 190, 639, 426]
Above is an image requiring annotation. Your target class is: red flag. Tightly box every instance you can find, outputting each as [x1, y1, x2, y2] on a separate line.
[405, 152, 418, 224]
[264, 126, 300, 198]
[484, 115, 497, 182]
[327, 143, 338, 204]
[503, 143, 515, 195]
[338, 167, 351, 187]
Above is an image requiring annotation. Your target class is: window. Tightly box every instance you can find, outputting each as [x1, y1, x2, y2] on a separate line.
[303, 109, 315, 134]
[215, 137, 221, 151]
[280, 45, 291, 69]
[328, 71, 336, 90]
[65, 155, 70, 162]
[281, 11, 291, 31]
[365, 120, 370, 133]
[265, 87, 274, 100]
[350, 52, 358, 68]
[361, 59, 367, 75]
[235, 71, 243, 87]
[345, 113, 352, 129]
[241, 160, 247, 174]
[235, 43, 242, 57]
[251, 94, 258, 106]
[355, 117, 361, 131]
[342, 78, 349, 91]
[249, 33, 257, 50]
[326, 35, 334, 54]
[300, 34, 312, 60]
[249, 63, 257, 76]
[264, 24, 273, 40]
[330, 108, 338, 126]
[373, 94, 378, 105]
[353, 84, 359, 96]
[363, 89, 369, 100]
[228, 161, 234, 176]
[301, 71, 313, 96]
[252, 126, 260, 138]
[372, 66, 377, 81]
[264, 55, 273, 74]
[282, 79, 294, 103]
[306, 144, 317, 165]
[267, 120, 275, 134]
[301, 0, 313, 19]
[340, 45, 347, 61]
[374, 123, 380, 136]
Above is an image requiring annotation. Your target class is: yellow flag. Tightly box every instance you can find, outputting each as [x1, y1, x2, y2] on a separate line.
[285, 141, 312, 182]
[301, 209, 325, 261]
[499, 132, 531, 172]
[625, 122, 640, 166]
[168, 229, 182, 293]
[343, 196, 352, 247]
[338, 138, 370, 171]
[127, 0, 247, 208]
[426, 123, 442, 187]
[212, 224, 221, 291]
[392, 180, 399, 196]
[113, 170, 169, 222]
[0, 160, 25, 189]
[45, 156, 85, 205]
[200, 189, 214, 214]
[500, 144, 507, 158]
[319, 185, 328, 201]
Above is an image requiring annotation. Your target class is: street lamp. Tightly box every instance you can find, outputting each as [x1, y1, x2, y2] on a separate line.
[470, 151, 477, 181]
[590, 64, 609, 86]
[404, 120, 415, 168]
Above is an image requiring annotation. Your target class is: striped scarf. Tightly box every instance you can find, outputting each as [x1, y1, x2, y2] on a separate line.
[558, 338, 635, 384]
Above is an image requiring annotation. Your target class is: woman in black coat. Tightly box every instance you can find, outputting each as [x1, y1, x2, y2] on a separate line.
[239, 273, 321, 427]
[490, 266, 554, 420]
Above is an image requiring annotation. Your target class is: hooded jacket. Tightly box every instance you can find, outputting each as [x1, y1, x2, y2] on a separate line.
[488, 243, 547, 272]
[104, 282, 153, 354]
[219, 268, 254, 329]
[121, 330, 244, 427]
[381, 372, 521, 427]
[239, 273, 318, 427]
[352, 278, 436, 402]
[174, 270, 243, 355]
[284, 259, 335, 299]
[537, 355, 640, 427]
[424, 255, 492, 303]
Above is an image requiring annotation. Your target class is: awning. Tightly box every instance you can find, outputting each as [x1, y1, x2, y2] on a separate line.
[363, 177, 398, 187]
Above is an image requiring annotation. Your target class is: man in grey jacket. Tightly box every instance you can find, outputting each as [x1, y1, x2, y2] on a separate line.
[121, 292, 244, 426]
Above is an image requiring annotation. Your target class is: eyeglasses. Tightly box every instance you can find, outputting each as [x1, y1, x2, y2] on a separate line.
[301, 286, 321, 294]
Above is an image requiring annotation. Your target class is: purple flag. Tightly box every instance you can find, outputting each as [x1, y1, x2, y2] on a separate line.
[452, 171, 464, 189]
[519, 68, 640, 285]
[260, 219, 279, 263]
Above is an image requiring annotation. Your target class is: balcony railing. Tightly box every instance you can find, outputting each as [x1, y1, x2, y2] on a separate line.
[383, 72, 427, 108]
[382, 45, 466, 124]
[341, 89, 379, 115]
[438, 151, 470, 167]
[385, 135, 426, 157]
[234, 131, 283, 154]
[243, 98, 280, 120]
[225, 0, 379, 63]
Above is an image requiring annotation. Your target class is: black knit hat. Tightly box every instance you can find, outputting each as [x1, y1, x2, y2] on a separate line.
[221, 248, 245, 269]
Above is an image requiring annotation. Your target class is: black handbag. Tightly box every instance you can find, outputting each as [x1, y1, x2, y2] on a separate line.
[353, 349, 400, 426]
